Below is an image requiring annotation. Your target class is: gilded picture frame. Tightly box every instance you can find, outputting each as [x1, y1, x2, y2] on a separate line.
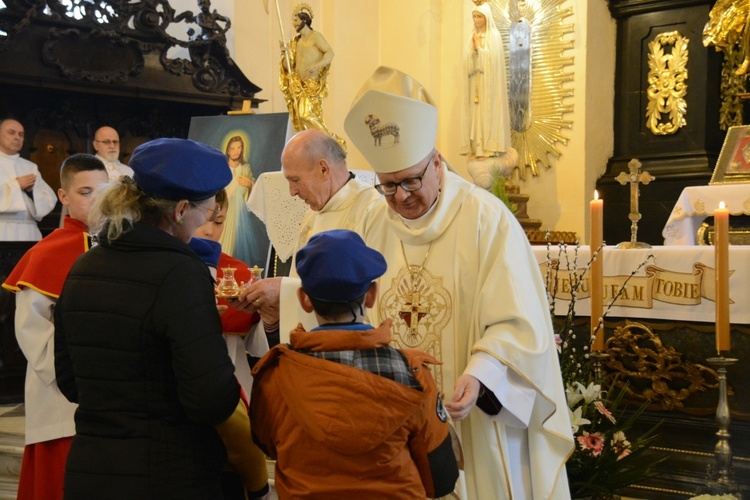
[710, 125, 750, 184]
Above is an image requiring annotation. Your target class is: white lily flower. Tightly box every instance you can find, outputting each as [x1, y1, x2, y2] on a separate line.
[576, 381, 601, 404]
[568, 405, 591, 434]
[566, 383, 584, 407]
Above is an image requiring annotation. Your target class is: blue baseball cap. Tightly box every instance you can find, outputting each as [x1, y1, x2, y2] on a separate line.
[296, 230, 387, 302]
[130, 138, 231, 201]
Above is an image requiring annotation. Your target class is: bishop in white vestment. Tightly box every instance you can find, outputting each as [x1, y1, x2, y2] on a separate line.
[344, 66, 574, 499]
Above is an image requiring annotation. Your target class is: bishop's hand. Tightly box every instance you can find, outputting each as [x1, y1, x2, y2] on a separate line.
[445, 374, 480, 422]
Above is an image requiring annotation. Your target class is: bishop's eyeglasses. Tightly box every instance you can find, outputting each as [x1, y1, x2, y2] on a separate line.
[374, 160, 431, 196]
[94, 139, 120, 146]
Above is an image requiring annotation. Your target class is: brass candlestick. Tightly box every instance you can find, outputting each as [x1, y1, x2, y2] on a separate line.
[615, 159, 654, 249]
[704, 356, 741, 496]
[589, 351, 610, 383]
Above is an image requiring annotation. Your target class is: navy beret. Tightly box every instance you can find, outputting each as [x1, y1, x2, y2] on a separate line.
[130, 138, 232, 201]
[188, 237, 222, 267]
[296, 230, 386, 302]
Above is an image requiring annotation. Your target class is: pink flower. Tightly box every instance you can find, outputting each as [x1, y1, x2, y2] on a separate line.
[555, 334, 562, 353]
[577, 431, 605, 456]
[595, 401, 616, 424]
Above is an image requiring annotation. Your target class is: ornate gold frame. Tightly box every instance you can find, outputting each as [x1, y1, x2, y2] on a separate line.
[646, 31, 688, 136]
[710, 124, 750, 184]
[489, 0, 575, 180]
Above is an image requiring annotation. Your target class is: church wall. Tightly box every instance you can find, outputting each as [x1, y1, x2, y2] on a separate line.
[230, 1, 617, 241]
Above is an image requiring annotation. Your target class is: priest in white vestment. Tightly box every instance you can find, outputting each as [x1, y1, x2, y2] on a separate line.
[93, 126, 134, 182]
[344, 67, 573, 499]
[0, 118, 57, 241]
[229, 129, 381, 339]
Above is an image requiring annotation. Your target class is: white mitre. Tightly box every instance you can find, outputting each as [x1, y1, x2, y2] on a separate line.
[344, 66, 438, 174]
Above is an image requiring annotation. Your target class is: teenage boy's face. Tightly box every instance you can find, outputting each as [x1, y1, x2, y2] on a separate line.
[59, 170, 109, 224]
[193, 203, 227, 242]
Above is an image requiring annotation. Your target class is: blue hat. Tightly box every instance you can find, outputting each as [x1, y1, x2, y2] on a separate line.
[188, 237, 222, 267]
[130, 138, 231, 201]
[296, 230, 386, 302]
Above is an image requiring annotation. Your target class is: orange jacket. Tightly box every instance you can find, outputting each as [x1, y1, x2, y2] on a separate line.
[250, 321, 458, 499]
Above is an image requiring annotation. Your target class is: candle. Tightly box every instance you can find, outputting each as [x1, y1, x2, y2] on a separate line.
[590, 191, 604, 351]
[714, 201, 730, 353]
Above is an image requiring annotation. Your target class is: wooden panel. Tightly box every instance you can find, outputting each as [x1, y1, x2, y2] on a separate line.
[602, 0, 723, 246]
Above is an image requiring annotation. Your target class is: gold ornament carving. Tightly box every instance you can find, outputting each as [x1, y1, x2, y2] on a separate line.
[603, 321, 719, 411]
[646, 31, 689, 136]
[491, 0, 574, 180]
[718, 44, 747, 130]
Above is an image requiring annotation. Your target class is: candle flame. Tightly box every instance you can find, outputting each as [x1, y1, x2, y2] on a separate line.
[594, 190, 599, 201]
[719, 201, 726, 210]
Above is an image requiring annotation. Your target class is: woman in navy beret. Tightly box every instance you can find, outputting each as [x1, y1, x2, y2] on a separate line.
[53, 138, 269, 499]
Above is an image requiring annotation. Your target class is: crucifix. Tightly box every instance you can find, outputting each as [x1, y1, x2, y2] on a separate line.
[399, 289, 429, 337]
[615, 158, 655, 249]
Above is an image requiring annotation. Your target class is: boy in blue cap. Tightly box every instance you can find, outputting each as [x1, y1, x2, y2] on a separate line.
[250, 229, 458, 499]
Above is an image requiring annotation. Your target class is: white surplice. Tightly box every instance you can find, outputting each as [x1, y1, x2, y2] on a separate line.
[0, 152, 57, 241]
[360, 165, 573, 499]
[278, 177, 381, 340]
[95, 154, 134, 182]
[15, 289, 77, 444]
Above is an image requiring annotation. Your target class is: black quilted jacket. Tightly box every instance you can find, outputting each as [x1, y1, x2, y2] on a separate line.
[54, 222, 239, 500]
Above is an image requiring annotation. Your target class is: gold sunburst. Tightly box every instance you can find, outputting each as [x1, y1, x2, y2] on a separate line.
[489, 0, 575, 180]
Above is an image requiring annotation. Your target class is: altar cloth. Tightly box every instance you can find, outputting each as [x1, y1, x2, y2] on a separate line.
[662, 184, 750, 245]
[532, 245, 750, 324]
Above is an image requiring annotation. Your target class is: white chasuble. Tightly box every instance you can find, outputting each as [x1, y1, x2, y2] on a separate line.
[361, 166, 573, 499]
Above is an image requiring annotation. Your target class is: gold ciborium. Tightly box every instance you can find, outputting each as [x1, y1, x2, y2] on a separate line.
[215, 267, 241, 298]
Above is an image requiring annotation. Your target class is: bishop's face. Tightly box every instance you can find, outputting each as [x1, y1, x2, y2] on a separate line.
[377, 153, 443, 220]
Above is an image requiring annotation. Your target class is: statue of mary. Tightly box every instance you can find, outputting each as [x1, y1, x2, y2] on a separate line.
[460, 1, 518, 188]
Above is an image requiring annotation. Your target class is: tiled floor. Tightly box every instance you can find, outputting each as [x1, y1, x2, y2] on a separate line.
[0, 404, 24, 436]
[0, 404, 24, 500]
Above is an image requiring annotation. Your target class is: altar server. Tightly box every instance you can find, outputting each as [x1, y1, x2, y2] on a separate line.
[3, 154, 108, 500]
[0, 118, 57, 241]
[92, 126, 134, 181]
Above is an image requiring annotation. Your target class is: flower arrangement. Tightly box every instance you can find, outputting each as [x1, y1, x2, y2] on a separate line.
[545, 237, 665, 498]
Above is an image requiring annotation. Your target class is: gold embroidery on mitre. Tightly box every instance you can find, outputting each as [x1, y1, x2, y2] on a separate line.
[379, 264, 452, 388]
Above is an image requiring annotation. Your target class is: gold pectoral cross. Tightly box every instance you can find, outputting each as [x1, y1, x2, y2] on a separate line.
[399, 289, 429, 336]
[615, 158, 654, 249]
